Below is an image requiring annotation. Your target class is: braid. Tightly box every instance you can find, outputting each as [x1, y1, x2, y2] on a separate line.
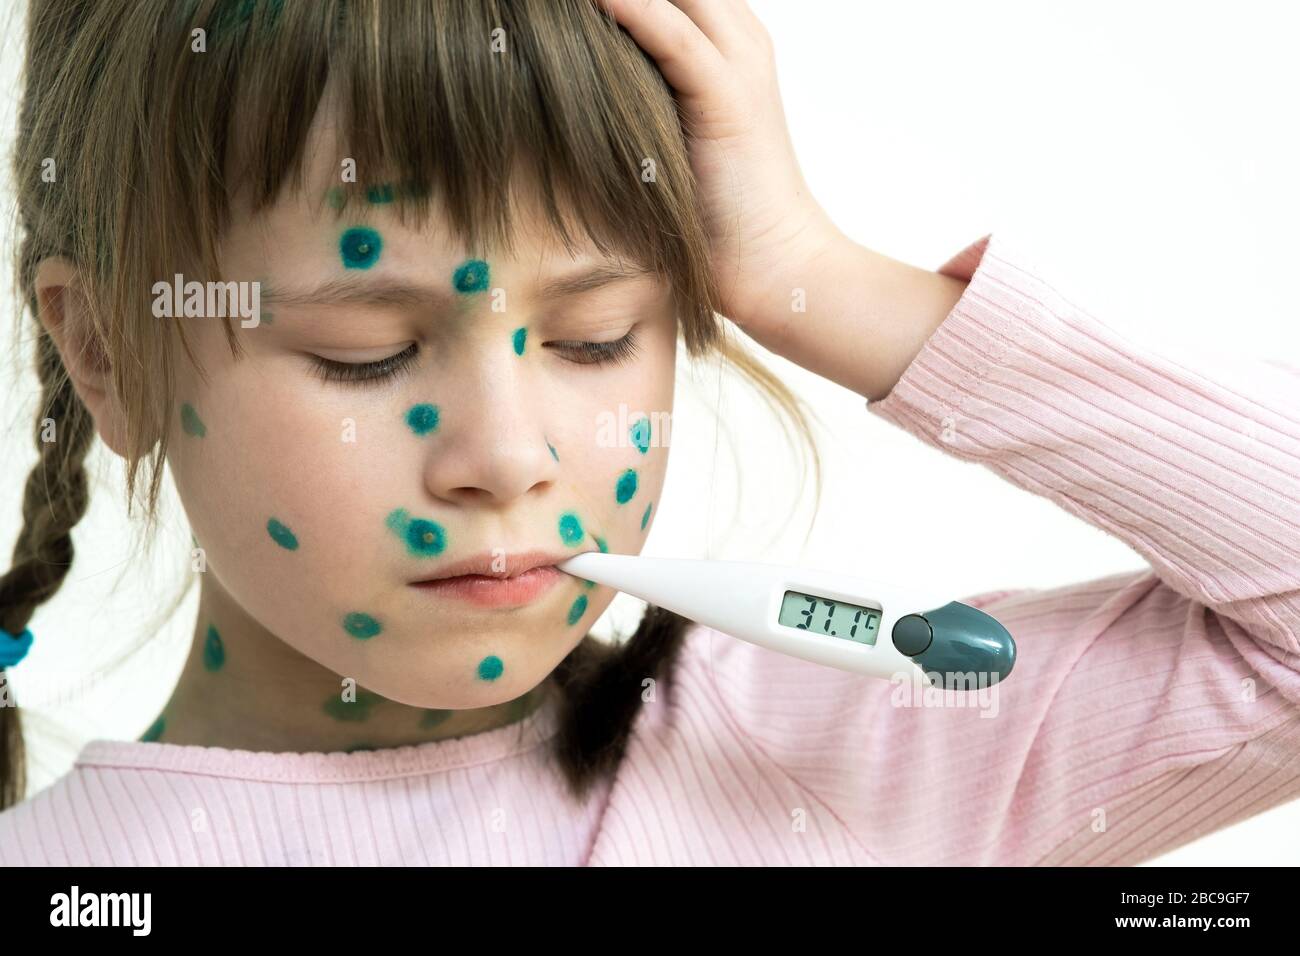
[0, 327, 97, 809]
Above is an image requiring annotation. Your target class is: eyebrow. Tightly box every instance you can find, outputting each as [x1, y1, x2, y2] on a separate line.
[258, 262, 654, 309]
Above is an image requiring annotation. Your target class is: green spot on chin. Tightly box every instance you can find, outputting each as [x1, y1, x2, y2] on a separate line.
[266, 517, 299, 551]
[140, 716, 165, 742]
[386, 508, 447, 557]
[340, 226, 382, 269]
[593, 535, 608, 554]
[567, 594, 589, 626]
[477, 655, 504, 682]
[615, 468, 638, 504]
[452, 258, 490, 294]
[180, 403, 207, 438]
[630, 416, 651, 454]
[203, 624, 225, 672]
[342, 612, 382, 639]
[512, 327, 527, 355]
[405, 403, 440, 436]
[558, 511, 585, 547]
[641, 501, 653, 531]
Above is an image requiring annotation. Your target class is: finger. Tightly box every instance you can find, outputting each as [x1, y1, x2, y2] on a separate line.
[592, 0, 729, 97]
[659, 0, 753, 59]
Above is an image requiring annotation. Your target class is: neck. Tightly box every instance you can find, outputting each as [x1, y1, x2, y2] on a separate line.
[142, 574, 551, 753]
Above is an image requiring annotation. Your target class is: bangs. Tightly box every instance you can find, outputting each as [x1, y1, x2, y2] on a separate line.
[160, 0, 717, 342]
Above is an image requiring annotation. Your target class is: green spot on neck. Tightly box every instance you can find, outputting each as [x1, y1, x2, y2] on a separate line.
[180, 403, 207, 438]
[203, 624, 225, 672]
[566, 594, 589, 626]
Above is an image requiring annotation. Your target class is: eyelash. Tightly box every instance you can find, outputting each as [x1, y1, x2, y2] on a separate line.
[308, 330, 641, 386]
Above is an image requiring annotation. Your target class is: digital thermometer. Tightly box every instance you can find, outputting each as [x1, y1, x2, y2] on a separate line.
[557, 553, 1016, 690]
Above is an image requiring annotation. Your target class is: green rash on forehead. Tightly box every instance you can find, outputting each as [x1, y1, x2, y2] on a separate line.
[630, 416, 651, 454]
[266, 517, 299, 550]
[322, 689, 384, 722]
[140, 716, 165, 742]
[339, 226, 382, 269]
[512, 327, 527, 355]
[386, 508, 448, 557]
[405, 403, 440, 436]
[202, 624, 225, 672]
[615, 469, 638, 504]
[477, 655, 504, 681]
[342, 612, 382, 639]
[180, 403, 206, 438]
[452, 259, 490, 294]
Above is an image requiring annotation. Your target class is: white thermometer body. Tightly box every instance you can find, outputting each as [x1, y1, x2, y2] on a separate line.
[557, 553, 1016, 690]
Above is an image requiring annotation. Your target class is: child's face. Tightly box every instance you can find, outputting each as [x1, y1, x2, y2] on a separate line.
[165, 139, 675, 710]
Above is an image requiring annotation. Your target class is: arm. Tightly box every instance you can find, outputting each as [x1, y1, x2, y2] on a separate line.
[696, 232, 1300, 865]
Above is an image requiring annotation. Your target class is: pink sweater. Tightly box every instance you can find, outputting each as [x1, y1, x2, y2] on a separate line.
[3, 232, 1299, 866]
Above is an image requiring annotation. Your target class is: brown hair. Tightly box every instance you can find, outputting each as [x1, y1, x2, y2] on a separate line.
[2, 0, 821, 808]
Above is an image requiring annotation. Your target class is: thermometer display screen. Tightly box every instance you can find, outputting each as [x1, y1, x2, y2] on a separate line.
[779, 590, 881, 645]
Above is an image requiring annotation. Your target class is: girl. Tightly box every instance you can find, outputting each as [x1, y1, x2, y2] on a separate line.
[1, 0, 1297, 866]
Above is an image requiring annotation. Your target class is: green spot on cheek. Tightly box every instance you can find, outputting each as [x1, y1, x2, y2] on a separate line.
[203, 624, 225, 672]
[180, 403, 207, 438]
[512, 327, 527, 355]
[266, 517, 299, 550]
[547, 441, 559, 462]
[593, 534, 608, 554]
[452, 258, 490, 293]
[342, 612, 382, 639]
[340, 226, 382, 269]
[140, 716, 165, 742]
[615, 469, 638, 504]
[641, 502, 653, 531]
[386, 508, 447, 557]
[630, 416, 651, 454]
[558, 511, 584, 546]
[567, 594, 589, 626]
[477, 655, 504, 681]
[405, 403, 440, 436]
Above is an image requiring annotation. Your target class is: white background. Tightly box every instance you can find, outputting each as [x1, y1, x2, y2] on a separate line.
[1, 0, 1297, 864]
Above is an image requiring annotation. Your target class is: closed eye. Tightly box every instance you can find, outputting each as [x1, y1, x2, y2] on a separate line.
[308, 342, 420, 386]
[545, 329, 640, 367]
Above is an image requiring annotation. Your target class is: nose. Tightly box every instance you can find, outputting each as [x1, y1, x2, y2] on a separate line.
[418, 361, 559, 508]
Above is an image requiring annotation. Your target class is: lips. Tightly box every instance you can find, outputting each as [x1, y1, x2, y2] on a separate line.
[409, 549, 589, 609]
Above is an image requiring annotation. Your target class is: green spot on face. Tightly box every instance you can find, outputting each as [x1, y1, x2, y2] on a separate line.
[366, 183, 395, 204]
[641, 501, 653, 531]
[340, 226, 382, 269]
[630, 416, 651, 454]
[203, 624, 225, 672]
[452, 258, 490, 293]
[547, 441, 559, 462]
[342, 612, 382, 639]
[140, 716, 165, 742]
[405, 403, 440, 436]
[615, 469, 638, 504]
[567, 594, 589, 626]
[325, 186, 347, 210]
[583, 579, 595, 589]
[323, 689, 383, 722]
[266, 517, 299, 551]
[593, 534, 608, 554]
[420, 708, 452, 729]
[477, 655, 504, 682]
[386, 508, 447, 557]
[180, 403, 207, 438]
[558, 511, 584, 546]
[512, 327, 527, 355]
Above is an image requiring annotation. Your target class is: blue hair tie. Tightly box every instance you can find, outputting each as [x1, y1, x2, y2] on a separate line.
[0, 627, 34, 668]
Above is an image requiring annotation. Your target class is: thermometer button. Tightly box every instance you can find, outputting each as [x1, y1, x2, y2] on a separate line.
[891, 614, 934, 656]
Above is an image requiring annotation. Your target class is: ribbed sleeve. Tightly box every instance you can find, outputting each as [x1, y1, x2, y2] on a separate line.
[693, 232, 1300, 865]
